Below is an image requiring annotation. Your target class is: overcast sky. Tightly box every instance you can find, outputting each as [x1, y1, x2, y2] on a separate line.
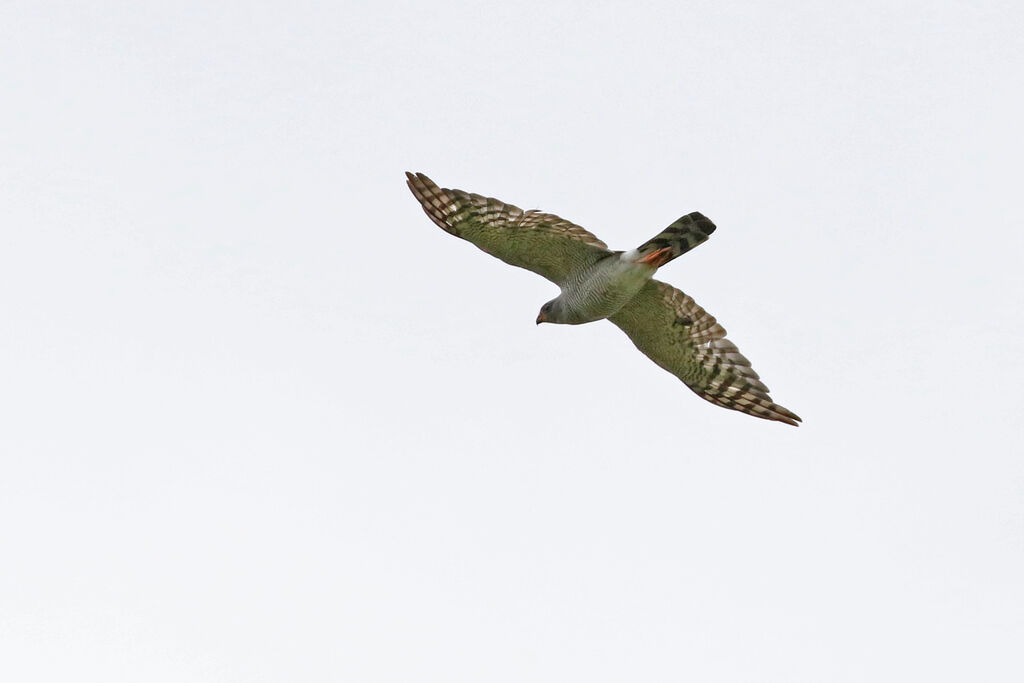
[2, 1, 1023, 681]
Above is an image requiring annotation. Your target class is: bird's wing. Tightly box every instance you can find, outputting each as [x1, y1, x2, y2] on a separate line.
[609, 279, 801, 426]
[406, 172, 611, 284]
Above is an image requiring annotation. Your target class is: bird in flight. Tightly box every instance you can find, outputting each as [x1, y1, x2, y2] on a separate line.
[406, 172, 801, 426]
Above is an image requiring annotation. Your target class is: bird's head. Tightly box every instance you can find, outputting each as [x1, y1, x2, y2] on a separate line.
[536, 299, 558, 325]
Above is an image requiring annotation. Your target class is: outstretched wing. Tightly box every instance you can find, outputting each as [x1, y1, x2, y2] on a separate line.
[609, 280, 801, 426]
[406, 172, 611, 284]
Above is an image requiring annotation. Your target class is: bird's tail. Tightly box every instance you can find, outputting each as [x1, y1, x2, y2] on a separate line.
[634, 212, 716, 268]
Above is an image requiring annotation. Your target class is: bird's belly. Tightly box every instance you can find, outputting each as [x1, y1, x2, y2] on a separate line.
[565, 262, 654, 324]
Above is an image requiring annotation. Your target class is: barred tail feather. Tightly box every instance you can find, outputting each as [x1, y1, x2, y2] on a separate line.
[634, 212, 717, 268]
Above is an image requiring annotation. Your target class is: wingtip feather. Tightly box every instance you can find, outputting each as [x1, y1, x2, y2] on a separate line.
[761, 402, 802, 426]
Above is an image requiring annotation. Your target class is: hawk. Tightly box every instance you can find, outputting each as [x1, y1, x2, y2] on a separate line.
[406, 172, 801, 426]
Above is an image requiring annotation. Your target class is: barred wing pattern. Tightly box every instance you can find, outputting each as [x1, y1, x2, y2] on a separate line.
[406, 172, 611, 284]
[609, 280, 801, 425]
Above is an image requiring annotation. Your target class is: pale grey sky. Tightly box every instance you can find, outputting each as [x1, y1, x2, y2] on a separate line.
[2, 1, 1023, 681]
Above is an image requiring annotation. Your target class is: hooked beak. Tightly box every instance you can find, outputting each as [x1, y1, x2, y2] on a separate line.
[536, 312, 546, 325]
